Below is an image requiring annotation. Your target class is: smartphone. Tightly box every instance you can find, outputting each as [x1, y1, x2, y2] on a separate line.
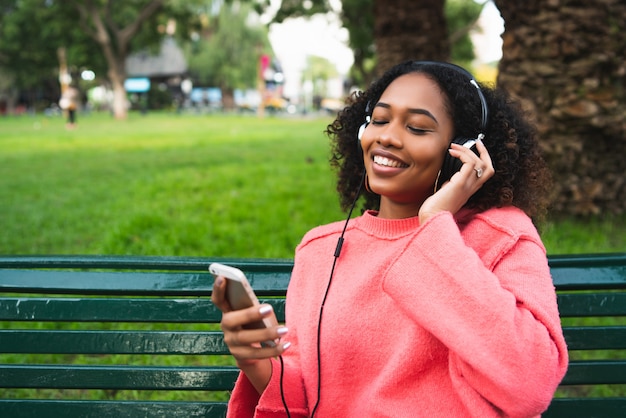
[209, 262, 278, 347]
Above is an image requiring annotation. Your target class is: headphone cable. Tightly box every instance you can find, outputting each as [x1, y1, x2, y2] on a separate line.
[279, 355, 291, 418]
[310, 168, 366, 417]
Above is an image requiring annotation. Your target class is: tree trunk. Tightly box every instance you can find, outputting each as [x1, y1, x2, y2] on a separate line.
[108, 62, 129, 120]
[222, 86, 235, 111]
[73, 0, 164, 120]
[373, 0, 449, 76]
[494, 0, 626, 216]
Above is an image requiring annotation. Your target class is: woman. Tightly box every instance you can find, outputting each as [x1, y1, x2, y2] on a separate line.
[212, 60, 568, 417]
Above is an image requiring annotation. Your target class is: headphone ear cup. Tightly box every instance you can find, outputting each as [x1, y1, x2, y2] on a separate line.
[436, 137, 478, 190]
[357, 122, 367, 141]
[357, 115, 370, 141]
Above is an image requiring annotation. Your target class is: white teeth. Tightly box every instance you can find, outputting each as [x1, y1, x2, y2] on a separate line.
[374, 155, 407, 168]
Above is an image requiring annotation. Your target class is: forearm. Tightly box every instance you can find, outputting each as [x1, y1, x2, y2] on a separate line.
[238, 358, 273, 394]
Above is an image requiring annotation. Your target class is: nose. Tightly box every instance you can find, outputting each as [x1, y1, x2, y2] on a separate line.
[377, 122, 402, 148]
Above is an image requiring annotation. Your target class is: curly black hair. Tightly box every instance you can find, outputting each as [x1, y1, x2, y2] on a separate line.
[326, 60, 552, 222]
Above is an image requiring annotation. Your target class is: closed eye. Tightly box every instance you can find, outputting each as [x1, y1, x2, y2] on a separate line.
[408, 126, 431, 135]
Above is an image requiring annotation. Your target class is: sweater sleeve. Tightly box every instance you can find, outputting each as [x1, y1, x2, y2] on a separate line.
[381, 211, 568, 417]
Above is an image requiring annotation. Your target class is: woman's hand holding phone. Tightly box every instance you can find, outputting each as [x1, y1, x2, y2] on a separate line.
[210, 263, 290, 394]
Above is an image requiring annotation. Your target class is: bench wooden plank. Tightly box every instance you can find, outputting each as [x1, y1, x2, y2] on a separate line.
[0, 365, 239, 391]
[563, 326, 626, 350]
[557, 293, 626, 317]
[543, 397, 626, 418]
[549, 254, 626, 290]
[561, 361, 626, 385]
[0, 330, 228, 355]
[0, 269, 289, 296]
[0, 400, 227, 418]
[0, 297, 286, 322]
[0, 255, 294, 273]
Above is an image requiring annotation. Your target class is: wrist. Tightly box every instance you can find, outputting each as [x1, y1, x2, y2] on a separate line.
[238, 358, 273, 394]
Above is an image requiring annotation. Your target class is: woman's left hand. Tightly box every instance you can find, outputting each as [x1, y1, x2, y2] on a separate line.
[419, 139, 494, 224]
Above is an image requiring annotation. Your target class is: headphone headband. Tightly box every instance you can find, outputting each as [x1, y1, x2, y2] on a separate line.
[412, 61, 488, 135]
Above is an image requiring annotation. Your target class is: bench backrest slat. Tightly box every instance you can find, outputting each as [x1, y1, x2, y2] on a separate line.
[0, 297, 286, 323]
[544, 398, 626, 418]
[563, 326, 626, 350]
[560, 361, 626, 385]
[549, 254, 626, 290]
[0, 400, 227, 418]
[0, 330, 228, 354]
[0, 365, 238, 391]
[557, 293, 626, 316]
[0, 269, 290, 296]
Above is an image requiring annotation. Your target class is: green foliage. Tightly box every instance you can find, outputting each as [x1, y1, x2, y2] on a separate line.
[304, 55, 339, 96]
[446, 0, 486, 67]
[341, 0, 375, 85]
[185, 2, 271, 90]
[0, 0, 101, 88]
[0, 0, 203, 101]
[260, 0, 331, 21]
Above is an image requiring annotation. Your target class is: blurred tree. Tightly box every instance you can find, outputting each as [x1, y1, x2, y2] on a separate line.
[494, 0, 626, 215]
[253, 0, 485, 87]
[185, 2, 271, 110]
[0, 0, 104, 112]
[340, 0, 375, 87]
[0, 0, 203, 118]
[302, 55, 339, 103]
[373, 0, 449, 76]
[68, 0, 200, 119]
[446, 0, 485, 70]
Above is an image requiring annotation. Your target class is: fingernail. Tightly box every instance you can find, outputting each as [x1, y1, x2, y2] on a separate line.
[215, 276, 224, 286]
[277, 326, 288, 337]
[282, 342, 291, 351]
[259, 305, 273, 315]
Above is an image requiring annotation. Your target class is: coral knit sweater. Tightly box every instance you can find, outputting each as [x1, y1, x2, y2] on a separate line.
[226, 207, 569, 418]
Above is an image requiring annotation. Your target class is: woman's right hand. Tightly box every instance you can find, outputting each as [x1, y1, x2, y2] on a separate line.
[211, 275, 290, 393]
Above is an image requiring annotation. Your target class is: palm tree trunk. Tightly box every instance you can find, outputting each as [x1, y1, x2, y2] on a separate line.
[373, 0, 449, 76]
[494, 0, 626, 215]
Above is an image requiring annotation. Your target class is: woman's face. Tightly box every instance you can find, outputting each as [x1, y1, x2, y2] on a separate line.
[360, 72, 453, 218]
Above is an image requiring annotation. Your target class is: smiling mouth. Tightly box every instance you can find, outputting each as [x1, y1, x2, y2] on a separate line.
[373, 155, 409, 168]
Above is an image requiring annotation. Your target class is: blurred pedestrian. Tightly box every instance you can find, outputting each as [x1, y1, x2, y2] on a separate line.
[60, 85, 80, 129]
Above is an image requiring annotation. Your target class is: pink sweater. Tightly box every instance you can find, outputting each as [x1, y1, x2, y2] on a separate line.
[227, 207, 568, 417]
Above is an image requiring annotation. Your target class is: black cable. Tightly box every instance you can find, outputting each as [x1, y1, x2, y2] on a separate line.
[279, 355, 291, 418]
[310, 168, 366, 417]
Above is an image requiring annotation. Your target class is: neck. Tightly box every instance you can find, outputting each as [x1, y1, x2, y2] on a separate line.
[378, 199, 423, 219]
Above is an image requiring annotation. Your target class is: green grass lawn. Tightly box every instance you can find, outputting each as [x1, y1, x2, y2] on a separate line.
[1, 110, 625, 257]
[0, 111, 346, 258]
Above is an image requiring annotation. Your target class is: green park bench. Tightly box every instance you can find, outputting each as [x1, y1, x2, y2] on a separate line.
[0, 253, 625, 417]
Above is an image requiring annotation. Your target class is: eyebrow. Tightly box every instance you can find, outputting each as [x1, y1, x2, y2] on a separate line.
[374, 102, 439, 125]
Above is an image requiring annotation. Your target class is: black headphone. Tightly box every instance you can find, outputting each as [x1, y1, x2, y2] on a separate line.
[356, 61, 489, 190]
